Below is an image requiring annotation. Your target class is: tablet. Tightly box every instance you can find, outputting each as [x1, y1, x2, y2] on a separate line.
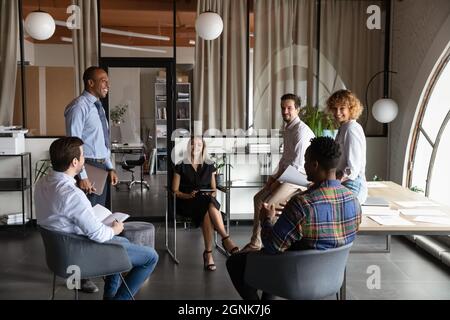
[84, 164, 108, 195]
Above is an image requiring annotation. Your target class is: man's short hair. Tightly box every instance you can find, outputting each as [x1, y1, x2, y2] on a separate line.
[281, 93, 301, 110]
[83, 66, 104, 89]
[49, 137, 84, 172]
[307, 137, 341, 170]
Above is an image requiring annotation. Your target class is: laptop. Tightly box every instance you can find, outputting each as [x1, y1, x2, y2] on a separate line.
[84, 164, 108, 195]
[362, 196, 390, 207]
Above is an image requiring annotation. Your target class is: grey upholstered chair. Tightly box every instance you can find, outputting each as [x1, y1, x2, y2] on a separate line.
[244, 243, 353, 300]
[39, 226, 133, 300]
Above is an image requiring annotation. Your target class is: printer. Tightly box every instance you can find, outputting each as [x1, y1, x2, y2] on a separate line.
[0, 126, 28, 155]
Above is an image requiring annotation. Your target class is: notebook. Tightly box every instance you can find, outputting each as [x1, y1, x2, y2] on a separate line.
[84, 164, 108, 195]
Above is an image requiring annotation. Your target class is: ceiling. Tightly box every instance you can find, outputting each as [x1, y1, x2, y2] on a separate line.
[22, 0, 199, 47]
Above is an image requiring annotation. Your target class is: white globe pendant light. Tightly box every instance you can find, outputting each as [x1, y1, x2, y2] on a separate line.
[24, 10, 56, 41]
[195, 11, 223, 40]
[372, 98, 398, 123]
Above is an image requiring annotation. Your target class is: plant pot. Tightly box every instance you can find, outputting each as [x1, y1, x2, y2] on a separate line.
[215, 174, 224, 186]
[322, 129, 338, 139]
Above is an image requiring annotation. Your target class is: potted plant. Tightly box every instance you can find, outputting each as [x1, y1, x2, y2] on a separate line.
[300, 105, 337, 137]
[210, 155, 231, 186]
[110, 104, 128, 126]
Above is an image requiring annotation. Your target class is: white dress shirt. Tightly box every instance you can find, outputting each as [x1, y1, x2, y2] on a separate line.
[273, 116, 315, 178]
[35, 170, 115, 243]
[335, 120, 366, 181]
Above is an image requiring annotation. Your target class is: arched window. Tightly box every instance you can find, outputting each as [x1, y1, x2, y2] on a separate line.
[407, 47, 450, 206]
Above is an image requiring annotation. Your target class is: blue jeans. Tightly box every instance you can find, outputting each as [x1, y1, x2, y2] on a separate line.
[103, 236, 159, 300]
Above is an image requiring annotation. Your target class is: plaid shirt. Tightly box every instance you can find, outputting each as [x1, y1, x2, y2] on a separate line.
[261, 180, 361, 254]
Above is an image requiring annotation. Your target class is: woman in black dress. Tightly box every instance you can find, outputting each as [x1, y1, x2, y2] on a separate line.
[172, 137, 239, 271]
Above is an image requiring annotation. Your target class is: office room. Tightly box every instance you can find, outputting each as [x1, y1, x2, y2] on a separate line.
[0, 0, 450, 304]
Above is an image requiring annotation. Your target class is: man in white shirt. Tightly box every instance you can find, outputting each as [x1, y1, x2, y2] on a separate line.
[242, 94, 315, 252]
[35, 137, 158, 300]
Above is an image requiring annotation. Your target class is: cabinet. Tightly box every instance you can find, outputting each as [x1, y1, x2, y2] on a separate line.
[155, 82, 191, 173]
[0, 152, 33, 227]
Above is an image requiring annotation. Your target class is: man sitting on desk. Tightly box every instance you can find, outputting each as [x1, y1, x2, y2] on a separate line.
[226, 137, 362, 300]
[242, 93, 315, 252]
[35, 137, 158, 300]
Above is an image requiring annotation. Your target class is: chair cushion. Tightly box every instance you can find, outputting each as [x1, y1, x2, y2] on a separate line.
[122, 222, 155, 248]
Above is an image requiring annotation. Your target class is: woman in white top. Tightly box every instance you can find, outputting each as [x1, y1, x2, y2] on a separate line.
[326, 89, 368, 204]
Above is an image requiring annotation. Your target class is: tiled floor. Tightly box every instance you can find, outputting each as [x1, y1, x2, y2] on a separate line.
[1, 173, 449, 300]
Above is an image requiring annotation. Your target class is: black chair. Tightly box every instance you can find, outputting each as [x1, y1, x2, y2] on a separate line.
[39, 226, 134, 300]
[119, 155, 150, 190]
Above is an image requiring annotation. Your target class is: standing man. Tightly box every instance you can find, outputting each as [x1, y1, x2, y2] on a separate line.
[241, 93, 315, 253]
[64, 66, 118, 293]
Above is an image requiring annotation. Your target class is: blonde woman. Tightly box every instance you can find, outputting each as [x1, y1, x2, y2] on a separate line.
[326, 90, 368, 204]
[172, 136, 239, 271]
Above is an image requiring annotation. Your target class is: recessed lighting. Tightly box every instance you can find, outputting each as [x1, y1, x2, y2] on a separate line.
[189, 40, 195, 45]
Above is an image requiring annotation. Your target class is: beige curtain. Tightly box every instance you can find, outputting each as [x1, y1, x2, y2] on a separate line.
[194, 0, 247, 132]
[320, 0, 385, 135]
[253, 0, 315, 129]
[0, 0, 19, 125]
[72, 0, 99, 95]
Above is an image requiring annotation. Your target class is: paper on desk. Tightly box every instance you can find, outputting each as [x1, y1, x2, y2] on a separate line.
[399, 209, 446, 216]
[277, 165, 309, 187]
[362, 206, 399, 216]
[394, 201, 440, 208]
[368, 215, 415, 226]
[413, 216, 450, 225]
[367, 182, 388, 188]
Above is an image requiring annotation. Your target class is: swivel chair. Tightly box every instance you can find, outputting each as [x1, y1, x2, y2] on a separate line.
[119, 155, 150, 190]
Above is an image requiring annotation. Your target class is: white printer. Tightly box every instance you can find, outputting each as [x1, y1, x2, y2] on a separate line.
[0, 126, 28, 155]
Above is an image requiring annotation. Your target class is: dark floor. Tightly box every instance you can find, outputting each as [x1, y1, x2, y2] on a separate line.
[1, 173, 449, 300]
[1, 225, 449, 300]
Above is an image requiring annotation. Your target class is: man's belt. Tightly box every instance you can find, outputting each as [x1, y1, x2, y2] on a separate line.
[85, 158, 107, 164]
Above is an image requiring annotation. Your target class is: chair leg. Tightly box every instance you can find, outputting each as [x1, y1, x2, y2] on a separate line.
[74, 288, 78, 300]
[51, 273, 56, 300]
[119, 274, 135, 300]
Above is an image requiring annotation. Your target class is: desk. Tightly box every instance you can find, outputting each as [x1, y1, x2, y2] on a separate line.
[339, 181, 450, 299]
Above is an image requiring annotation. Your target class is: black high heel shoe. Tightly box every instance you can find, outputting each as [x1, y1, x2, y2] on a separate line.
[203, 250, 216, 271]
[222, 236, 239, 255]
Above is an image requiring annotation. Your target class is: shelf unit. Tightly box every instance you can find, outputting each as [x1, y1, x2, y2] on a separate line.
[0, 152, 33, 228]
[155, 82, 191, 174]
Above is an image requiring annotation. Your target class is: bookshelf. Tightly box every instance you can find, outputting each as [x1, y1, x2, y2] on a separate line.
[155, 81, 191, 173]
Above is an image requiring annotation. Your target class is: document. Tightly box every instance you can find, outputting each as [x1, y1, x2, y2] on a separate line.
[363, 196, 390, 207]
[362, 206, 399, 216]
[368, 215, 415, 226]
[92, 204, 129, 227]
[277, 165, 309, 187]
[413, 216, 450, 225]
[367, 182, 388, 188]
[84, 164, 108, 196]
[399, 209, 447, 216]
[394, 201, 440, 208]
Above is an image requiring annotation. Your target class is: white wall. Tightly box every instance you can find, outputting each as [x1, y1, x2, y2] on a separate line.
[390, 0, 450, 184]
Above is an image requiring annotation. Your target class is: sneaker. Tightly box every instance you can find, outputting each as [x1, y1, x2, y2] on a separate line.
[81, 279, 99, 293]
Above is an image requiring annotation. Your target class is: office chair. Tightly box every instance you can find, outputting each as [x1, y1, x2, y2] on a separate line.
[39, 226, 134, 300]
[244, 243, 353, 300]
[119, 155, 150, 190]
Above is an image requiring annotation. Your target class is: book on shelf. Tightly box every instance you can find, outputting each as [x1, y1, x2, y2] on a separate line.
[177, 92, 189, 98]
[92, 204, 129, 227]
[156, 95, 167, 101]
[157, 107, 167, 120]
[0, 213, 29, 225]
[156, 125, 167, 138]
[246, 143, 271, 153]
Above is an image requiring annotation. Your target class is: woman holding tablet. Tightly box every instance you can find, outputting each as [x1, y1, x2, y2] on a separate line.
[172, 136, 239, 271]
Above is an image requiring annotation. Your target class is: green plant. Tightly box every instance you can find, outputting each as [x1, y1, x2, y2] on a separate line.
[410, 186, 424, 193]
[372, 175, 383, 181]
[110, 104, 128, 124]
[34, 159, 52, 184]
[300, 105, 336, 137]
[211, 155, 232, 174]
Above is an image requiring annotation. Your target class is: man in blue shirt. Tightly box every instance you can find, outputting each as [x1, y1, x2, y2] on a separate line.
[64, 66, 119, 293]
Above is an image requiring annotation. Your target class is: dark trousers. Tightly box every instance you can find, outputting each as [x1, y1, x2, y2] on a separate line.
[226, 252, 260, 300]
[84, 160, 110, 208]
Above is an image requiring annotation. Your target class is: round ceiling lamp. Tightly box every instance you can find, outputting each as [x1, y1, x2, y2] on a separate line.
[372, 98, 398, 123]
[24, 10, 56, 41]
[195, 11, 223, 40]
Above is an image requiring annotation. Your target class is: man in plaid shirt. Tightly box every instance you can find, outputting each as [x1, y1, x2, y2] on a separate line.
[226, 137, 361, 300]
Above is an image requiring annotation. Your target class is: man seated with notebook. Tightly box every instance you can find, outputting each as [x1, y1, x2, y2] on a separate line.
[35, 137, 158, 300]
[226, 137, 362, 300]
